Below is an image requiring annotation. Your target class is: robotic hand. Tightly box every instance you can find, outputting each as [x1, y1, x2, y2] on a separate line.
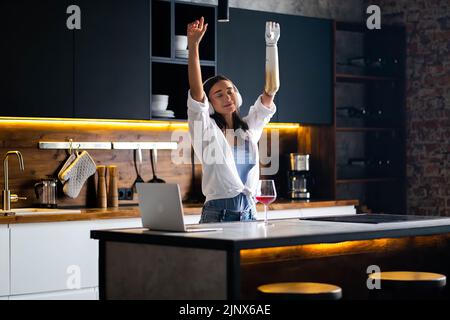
[265, 21, 280, 96]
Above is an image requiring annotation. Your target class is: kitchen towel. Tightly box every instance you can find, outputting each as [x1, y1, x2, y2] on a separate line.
[59, 151, 97, 198]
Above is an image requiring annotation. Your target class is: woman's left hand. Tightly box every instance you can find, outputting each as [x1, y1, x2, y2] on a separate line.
[265, 21, 280, 46]
[264, 21, 280, 101]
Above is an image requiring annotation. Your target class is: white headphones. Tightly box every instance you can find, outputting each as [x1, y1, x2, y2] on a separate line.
[203, 76, 243, 115]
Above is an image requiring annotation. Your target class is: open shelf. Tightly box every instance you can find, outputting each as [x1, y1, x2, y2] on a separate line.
[336, 127, 400, 132]
[333, 21, 406, 213]
[151, 62, 215, 120]
[336, 73, 399, 82]
[151, 0, 216, 61]
[152, 56, 216, 66]
[337, 178, 401, 184]
[150, 0, 217, 121]
[174, 2, 215, 61]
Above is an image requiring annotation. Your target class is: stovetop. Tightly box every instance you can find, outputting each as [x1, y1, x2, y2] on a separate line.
[300, 214, 446, 224]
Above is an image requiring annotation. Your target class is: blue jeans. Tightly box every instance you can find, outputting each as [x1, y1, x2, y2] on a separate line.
[199, 193, 257, 224]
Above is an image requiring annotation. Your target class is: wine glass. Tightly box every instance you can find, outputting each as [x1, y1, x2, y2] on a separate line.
[255, 180, 277, 226]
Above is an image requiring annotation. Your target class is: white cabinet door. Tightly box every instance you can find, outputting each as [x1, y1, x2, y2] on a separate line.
[9, 288, 97, 300]
[10, 220, 98, 295]
[10, 218, 142, 296]
[0, 225, 9, 297]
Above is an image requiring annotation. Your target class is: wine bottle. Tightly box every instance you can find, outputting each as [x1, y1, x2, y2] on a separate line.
[336, 106, 368, 118]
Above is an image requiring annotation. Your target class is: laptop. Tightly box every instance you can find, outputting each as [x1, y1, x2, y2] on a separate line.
[136, 183, 222, 233]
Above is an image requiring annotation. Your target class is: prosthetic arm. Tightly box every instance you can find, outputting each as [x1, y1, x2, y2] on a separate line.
[264, 21, 280, 96]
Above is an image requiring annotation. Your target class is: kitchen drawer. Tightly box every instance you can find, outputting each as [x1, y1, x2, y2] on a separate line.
[0, 225, 9, 296]
[9, 288, 97, 300]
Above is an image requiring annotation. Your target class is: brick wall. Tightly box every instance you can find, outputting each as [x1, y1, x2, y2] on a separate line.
[365, 0, 450, 215]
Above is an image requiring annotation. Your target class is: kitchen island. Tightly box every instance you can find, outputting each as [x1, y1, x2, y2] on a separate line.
[91, 215, 450, 300]
[0, 200, 357, 300]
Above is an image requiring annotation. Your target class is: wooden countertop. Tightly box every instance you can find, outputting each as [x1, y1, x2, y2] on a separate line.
[0, 199, 358, 224]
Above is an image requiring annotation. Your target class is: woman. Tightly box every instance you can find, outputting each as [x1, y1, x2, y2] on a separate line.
[187, 17, 280, 223]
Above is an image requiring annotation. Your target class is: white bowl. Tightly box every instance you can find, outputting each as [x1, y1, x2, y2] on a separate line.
[152, 111, 174, 117]
[175, 49, 189, 59]
[175, 35, 188, 51]
[152, 94, 169, 103]
[152, 101, 168, 111]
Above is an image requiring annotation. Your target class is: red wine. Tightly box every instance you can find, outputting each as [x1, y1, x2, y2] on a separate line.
[256, 195, 276, 205]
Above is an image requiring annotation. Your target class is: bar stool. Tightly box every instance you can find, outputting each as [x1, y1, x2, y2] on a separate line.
[368, 271, 447, 299]
[257, 282, 342, 300]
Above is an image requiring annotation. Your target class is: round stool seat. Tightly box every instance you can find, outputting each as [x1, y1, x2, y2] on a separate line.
[257, 282, 342, 300]
[368, 271, 446, 290]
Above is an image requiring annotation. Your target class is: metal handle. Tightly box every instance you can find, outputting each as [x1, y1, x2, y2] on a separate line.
[10, 194, 27, 203]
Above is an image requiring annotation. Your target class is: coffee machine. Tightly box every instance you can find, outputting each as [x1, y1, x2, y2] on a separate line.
[287, 154, 312, 200]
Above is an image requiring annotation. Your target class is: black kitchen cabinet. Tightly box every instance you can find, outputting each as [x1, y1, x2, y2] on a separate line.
[2, 1, 332, 123]
[217, 8, 333, 124]
[1, 0, 74, 118]
[1, 0, 150, 120]
[74, 0, 150, 119]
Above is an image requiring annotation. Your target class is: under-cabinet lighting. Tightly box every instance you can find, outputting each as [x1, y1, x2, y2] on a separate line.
[0, 117, 189, 130]
[0, 117, 300, 130]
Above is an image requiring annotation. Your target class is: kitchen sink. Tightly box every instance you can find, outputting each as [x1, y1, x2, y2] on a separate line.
[301, 214, 446, 224]
[1, 208, 81, 216]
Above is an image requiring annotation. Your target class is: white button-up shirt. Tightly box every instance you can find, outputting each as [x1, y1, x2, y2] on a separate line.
[187, 90, 276, 203]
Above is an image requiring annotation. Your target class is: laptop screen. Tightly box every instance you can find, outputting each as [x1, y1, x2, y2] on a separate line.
[136, 183, 186, 232]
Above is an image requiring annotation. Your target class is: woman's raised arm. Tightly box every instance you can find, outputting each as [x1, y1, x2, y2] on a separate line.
[187, 17, 208, 102]
[261, 21, 280, 107]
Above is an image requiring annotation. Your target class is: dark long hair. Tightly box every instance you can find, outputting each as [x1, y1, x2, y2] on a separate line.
[203, 75, 249, 132]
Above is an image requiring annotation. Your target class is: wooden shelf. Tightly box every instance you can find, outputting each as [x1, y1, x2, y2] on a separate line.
[336, 178, 401, 184]
[336, 73, 399, 83]
[336, 21, 405, 33]
[336, 127, 400, 132]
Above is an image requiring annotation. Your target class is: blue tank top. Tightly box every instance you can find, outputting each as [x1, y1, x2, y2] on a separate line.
[232, 140, 256, 185]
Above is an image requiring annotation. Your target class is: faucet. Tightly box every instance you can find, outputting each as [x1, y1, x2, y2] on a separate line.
[2, 151, 26, 212]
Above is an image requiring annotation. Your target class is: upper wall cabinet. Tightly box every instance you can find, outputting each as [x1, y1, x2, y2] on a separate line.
[1, 0, 74, 118]
[1, 1, 331, 123]
[218, 8, 333, 124]
[74, 0, 150, 119]
[1, 0, 150, 120]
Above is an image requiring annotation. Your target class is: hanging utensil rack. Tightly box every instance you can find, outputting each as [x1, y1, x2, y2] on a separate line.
[38, 140, 177, 151]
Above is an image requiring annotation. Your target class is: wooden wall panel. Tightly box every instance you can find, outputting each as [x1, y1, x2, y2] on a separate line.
[310, 125, 336, 199]
[0, 121, 306, 208]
